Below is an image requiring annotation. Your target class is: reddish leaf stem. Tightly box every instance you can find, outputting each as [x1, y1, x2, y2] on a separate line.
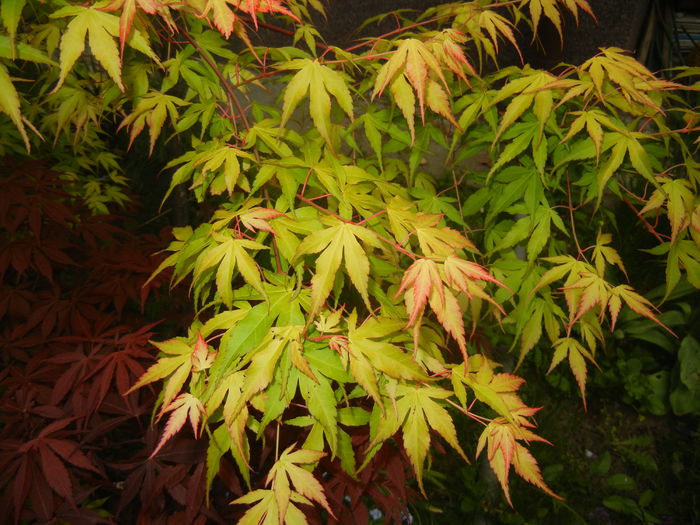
[444, 398, 489, 427]
[355, 209, 388, 225]
[620, 195, 668, 243]
[296, 193, 418, 260]
[299, 167, 314, 198]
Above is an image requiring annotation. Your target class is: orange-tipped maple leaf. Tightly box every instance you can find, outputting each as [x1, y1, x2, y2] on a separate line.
[372, 38, 460, 141]
[191, 330, 217, 371]
[202, 0, 299, 38]
[548, 337, 594, 409]
[396, 258, 442, 327]
[237, 0, 299, 27]
[101, 0, 157, 55]
[428, 29, 477, 85]
[476, 419, 561, 506]
[397, 256, 505, 362]
[442, 256, 506, 314]
[239, 207, 285, 234]
[151, 393, 205, 457]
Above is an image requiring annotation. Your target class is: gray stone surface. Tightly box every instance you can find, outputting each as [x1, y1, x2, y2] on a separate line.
[253, 0, 653, 66]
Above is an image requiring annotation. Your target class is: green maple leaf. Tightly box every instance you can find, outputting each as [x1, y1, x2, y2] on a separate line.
[233, 445, 332, 524]
[50, 5, 157, 92]
[207, 280, 308, 389]
[207, 425, 233, 501]
[232, 489, 314, 525]
[666, 241, 700, 296]
[269, 445, 333, 521]
[206, 372, 251, 485]
[347, 314, 427, 384]
[0, 35, 56, 64]
[491, 70, 556, 144]
[594, 132, 659, 206]
[363, 383, 466, 494]
[641, 177, 695, 244]
[279, 59, 353, 147]
[224, 326, 303, 422]
[294, 219, 381, 318]
[559, 109, 624, 162]
[591, 232, 627, 279]
[398, 384, 468, 493]
[193, 234, 267, 308]
[298, 374, 338, 451]
[119, 92, 188, 155]
[578, 48, 678, 111]
[531, 255, 596, 322]
[0, 63, 31, 150]
[1, 0, 26, 57]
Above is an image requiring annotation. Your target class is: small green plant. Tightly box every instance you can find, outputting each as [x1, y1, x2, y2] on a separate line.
[1, 0, 698, 521]
[602, 278, 700, 416]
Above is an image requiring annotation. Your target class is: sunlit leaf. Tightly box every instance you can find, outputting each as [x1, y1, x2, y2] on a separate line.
[279, 59, 353, 146]
[295, 220, 380, 317]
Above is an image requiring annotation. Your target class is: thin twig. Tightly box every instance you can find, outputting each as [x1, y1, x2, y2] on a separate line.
[296, 193, 419, 260]
[620, 195, 668, 243]
[178, 21, 251, 133]
[566, 172, 587, 261]
[444, 398, 489, 426]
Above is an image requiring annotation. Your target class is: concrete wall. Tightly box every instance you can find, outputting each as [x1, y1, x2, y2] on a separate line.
[253, 0, 652, 66]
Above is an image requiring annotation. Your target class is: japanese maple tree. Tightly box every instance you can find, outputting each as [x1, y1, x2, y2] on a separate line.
[1, 0, 698, 522]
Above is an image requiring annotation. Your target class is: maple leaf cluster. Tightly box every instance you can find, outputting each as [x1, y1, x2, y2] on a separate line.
[0, 160, 237, 522]
[2, 0, 698, 522]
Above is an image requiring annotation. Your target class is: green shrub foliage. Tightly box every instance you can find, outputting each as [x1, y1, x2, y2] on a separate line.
[1, 0, 698, 521]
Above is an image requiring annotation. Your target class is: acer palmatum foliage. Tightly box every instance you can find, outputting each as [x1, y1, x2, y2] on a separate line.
[0, 161, 214, 522]
[1, 0, 698, 521]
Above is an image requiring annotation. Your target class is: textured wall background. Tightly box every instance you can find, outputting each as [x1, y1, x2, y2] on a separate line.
[529, 0, 652, 67]
[268, 0, 654, 66]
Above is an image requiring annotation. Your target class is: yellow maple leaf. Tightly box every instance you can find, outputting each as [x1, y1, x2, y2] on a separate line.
[523, 0, 594, 41]
[279, 58, 353, 147]
[372, 38, 458, 142]
[50, 5, 157, 93]
[232, 446, 333, 524]
[294, 220, 380, 317]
